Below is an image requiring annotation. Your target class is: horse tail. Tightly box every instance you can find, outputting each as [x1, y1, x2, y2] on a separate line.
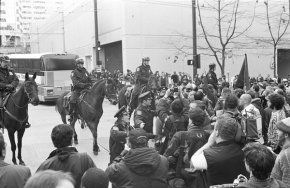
[55, 91, 69, 112]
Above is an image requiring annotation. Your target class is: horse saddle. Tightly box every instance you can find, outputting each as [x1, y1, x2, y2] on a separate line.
[63, 92, 72, 108]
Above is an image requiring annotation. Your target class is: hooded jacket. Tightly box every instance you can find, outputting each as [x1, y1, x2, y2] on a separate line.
[36, 147, 96, 188]
[106, 147, 168, 188]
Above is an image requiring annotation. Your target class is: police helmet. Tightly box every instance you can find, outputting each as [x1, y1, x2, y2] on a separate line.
[0, 56, 10, 62]
[75, 58, 84, 65]
[142, 57, 150, 62]
[209, 63, 216, 69]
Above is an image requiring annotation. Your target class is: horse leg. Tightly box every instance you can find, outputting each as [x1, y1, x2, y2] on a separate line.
[70, 116, 78, 145]
[87, 121, 100, 155]
[7, 130, 17, 165]
[17, 128, 26, 165]
[60, 110, 67, 124]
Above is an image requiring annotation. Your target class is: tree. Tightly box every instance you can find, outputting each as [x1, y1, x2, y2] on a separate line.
[264, 0, 290, 77]
[196, 0, 257, 76]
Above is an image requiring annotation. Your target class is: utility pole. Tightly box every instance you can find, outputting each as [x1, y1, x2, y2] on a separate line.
[61, 11, 66, 53]
[37, 25, 40, 53]
[192, 0, 197, 78]
[94, 0, 99, 66]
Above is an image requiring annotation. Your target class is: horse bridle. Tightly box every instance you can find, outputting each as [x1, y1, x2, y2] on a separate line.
[105, 79, 117, 99]
[4, 81, 37, 125]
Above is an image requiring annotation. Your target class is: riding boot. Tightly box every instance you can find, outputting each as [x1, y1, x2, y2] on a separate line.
[68, 102, 77, 122]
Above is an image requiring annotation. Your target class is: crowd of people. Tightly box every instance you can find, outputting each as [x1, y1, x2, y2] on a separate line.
[2, 54, 290, 188]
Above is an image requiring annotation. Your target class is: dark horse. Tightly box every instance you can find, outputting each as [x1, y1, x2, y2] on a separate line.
[118, 75, 159, 113]
[4, 73, 39, 165]
[55, 78, 118, 155]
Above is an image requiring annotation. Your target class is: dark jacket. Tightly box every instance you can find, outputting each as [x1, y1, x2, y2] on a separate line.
[0, 68, 19, 91]
[251, 98, 268, 143]
[237, 177, 287, 188]
[109, 119, 128, 164]
[204, 141, 248, 186]
[106, 147, 168, 188]
[135, 64, 152, 85]
[71, 67, 91, 92]
[0, 160, 31, 188]
[206, 70, 218, 90]
[134, 104, 154, 133]
[37, 147, 96, 188]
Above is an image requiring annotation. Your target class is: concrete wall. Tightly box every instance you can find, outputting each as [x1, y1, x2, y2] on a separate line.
[30, 0, 290, 78]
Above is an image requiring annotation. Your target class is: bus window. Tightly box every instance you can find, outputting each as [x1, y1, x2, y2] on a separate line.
[44, 58, 75, 71]
[32, 59, 42, 72]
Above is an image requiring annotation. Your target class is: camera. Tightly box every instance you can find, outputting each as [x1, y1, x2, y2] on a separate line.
[170, 87, 179, 92]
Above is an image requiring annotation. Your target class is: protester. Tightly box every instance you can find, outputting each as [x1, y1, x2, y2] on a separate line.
[106, 128, 168, 188]
[0, 132, 31, 188]
[24, 170, 75, 188]
[81, 167, 109, 188]
[267, 93, 286, 153]
[238, 143, 287, 188]
[190, 116, 248, 186]
[271, 118, 290, 187]
[36, 124, 96, 188]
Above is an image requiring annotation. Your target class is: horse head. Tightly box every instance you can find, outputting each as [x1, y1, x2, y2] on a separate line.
[23, 72, 39, 106]
[105, 78, 118, 105]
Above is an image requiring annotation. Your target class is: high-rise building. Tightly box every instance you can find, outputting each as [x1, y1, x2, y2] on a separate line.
[0, 0, 64, 54]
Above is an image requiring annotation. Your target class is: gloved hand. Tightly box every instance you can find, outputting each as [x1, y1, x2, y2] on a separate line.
[6, 84, 14, 89]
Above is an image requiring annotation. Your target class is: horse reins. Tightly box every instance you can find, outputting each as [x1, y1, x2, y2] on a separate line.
[3, 81, 35, 125]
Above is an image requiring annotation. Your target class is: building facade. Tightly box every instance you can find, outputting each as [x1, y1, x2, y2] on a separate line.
[0, 0, 63, 54]
[29, 0, 290, 78]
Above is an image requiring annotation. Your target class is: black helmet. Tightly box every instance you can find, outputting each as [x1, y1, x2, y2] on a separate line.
[142, 57, 150, 62]
[75, 58, 84, 65]
[0, 56, 10, 62]
[209, 63, 216, 69]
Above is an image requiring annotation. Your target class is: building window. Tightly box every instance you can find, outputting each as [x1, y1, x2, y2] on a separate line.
[0, 10, 6, 14]
[0, 18, 6, 22]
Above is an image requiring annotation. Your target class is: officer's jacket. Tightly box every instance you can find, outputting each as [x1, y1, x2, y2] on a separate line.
[0, 68, 19, 90]
[71, 67, 91, 91]
[135, 65, 152, 85]
[134, 104, 154, 133]
[206, 70, 218, 89]
[109, 120, 128, 164]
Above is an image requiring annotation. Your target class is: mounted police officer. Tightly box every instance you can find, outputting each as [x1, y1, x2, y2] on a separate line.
[129, 57, 153, 113]
[0, 56, 20, 129]
[69, 58, 92, 120]
[206, 63, 218, 90]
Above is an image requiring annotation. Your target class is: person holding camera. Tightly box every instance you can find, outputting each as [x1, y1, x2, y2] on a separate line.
[69, 58, 92, 120]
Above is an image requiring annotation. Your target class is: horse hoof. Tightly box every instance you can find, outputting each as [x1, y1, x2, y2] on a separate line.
[74, 140, 78, 145]
[93, 151, 99, 155]
[19, 161, 26, 166]
[13, 161, 17, 165]
[81, 123, 85, 129]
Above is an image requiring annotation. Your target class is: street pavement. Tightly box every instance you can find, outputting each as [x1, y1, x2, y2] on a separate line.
[3, 99, 118, 174]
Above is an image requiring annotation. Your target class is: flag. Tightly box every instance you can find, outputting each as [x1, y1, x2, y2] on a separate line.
[236, 54, 250, 90]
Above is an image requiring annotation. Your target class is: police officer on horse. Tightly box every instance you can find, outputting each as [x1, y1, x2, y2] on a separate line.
[206, 63, 218, 90]
[0, 56, 26, 129]
[69, 58, 92, 120]
[129, 57, 153, 112]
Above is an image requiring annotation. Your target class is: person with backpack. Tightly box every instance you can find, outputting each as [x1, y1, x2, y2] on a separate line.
[239, 94, 263, 144]
[164, 107, 210, 188]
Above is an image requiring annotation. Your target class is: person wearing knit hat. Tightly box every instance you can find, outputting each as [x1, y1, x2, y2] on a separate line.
[81, 167, 109, 188]
[271, 118, 290, 187]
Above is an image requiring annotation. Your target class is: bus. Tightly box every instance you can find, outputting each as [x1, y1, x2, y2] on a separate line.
[8, 53, 78, 102]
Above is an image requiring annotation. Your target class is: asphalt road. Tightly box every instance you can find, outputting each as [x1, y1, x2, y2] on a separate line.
[3, 99, 118, 174]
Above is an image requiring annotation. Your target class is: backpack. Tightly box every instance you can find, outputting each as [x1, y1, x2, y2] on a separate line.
[167, 115, 187, 138]
[241, 109, 263, 143]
